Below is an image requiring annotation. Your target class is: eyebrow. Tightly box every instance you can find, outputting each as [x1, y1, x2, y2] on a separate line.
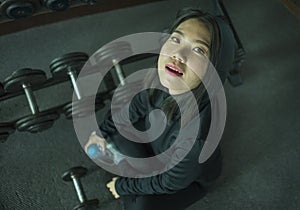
[173, 30, 210, 49]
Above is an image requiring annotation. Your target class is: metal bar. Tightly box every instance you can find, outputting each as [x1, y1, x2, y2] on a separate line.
[113, 59, 126, 86]
[67, 67, 82, 100]
[71, 176, 87, 203]
[22, 84, 39, 115]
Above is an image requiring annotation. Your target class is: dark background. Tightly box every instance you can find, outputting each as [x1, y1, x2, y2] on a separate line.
[0, 0, 300, 209]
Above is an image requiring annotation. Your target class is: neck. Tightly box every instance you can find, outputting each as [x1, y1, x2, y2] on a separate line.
[168, 89, 189, 95]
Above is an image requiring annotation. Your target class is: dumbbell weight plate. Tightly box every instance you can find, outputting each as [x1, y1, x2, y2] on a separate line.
[50, 52, 89, 79]
[16, 111, 59, 133]
[74, 199, 99, 210]
[81, 0, 96, 6]
[43, 0, 70, 11]
[94, 41, 133, 67]
[62, 95, 105, 119]
[50, 52, 88, 70]
[0, 0, 39, 19]
[0, 123, 15, 143]
[7, 2, 34, 18]
[4, 68, 47, 93]
[62, 166, 88, 181]
[3, 68, 59, 133]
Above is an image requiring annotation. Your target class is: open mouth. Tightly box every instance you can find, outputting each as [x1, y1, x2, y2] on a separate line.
[165, 64, 183, 77]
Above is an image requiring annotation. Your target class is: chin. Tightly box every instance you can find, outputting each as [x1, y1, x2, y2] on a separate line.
[159, 80, 169, 90]
[158, 75, 170, 88]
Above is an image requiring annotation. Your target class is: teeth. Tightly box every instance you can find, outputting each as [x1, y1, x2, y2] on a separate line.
[168, 66, 182, 74]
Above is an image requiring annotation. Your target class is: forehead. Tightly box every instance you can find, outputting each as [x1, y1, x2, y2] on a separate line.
[175, 18, 211, 44]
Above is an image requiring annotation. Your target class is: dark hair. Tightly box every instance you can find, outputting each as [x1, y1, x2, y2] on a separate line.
[167, 8, 220, 66]
[144, 8, 221, 125]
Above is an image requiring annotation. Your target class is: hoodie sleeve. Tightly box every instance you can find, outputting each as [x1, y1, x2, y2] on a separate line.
[99, 90, 149, 139]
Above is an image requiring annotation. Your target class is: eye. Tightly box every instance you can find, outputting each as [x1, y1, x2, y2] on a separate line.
[193, 47, 206, 55]
[170, 36, 180, 44]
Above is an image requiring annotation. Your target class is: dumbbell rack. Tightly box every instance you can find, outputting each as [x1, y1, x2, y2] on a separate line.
[0, 51, 157, 142]
[0, 60, 112, 142]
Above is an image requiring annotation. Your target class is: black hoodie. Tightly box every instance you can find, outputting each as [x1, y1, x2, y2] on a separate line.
[99, 88, 222, 195]
[99, 15, 235, 195]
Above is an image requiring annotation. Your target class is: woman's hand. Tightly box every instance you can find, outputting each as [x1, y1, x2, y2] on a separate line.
[84, 131, 107, 154]
[106, 177, 120, 199]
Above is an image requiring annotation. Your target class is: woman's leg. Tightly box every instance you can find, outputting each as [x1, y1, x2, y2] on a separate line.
[109, 132, 154, 175]
[122, 182, 207, 210]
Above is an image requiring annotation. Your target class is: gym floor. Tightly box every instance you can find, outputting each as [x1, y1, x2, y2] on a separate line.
[0, 0, 299, 209]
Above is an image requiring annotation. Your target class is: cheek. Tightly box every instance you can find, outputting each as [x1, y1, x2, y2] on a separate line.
[186, 55, 209, 79]
[158, 44, 173, 70]
[158, 54, 167, 71]
[160, 42, 177, 57]
[184, 71, 202, 90]
[190, 72, 202, 84]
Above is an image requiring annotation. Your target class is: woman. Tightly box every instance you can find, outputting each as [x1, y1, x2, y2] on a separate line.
[85, 7, 235, 210]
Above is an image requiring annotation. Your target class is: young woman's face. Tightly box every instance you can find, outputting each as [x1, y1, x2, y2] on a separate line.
[158, 18, 211, 95]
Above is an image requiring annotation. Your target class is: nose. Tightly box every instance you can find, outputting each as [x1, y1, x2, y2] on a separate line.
[172, 48, 187, 64]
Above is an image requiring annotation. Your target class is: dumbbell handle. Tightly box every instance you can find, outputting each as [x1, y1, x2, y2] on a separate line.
[71, 175, 87, 203]
[22, 83, 39, 115]
[67, 67, 82, 100]
[112, 59, 125, 86]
